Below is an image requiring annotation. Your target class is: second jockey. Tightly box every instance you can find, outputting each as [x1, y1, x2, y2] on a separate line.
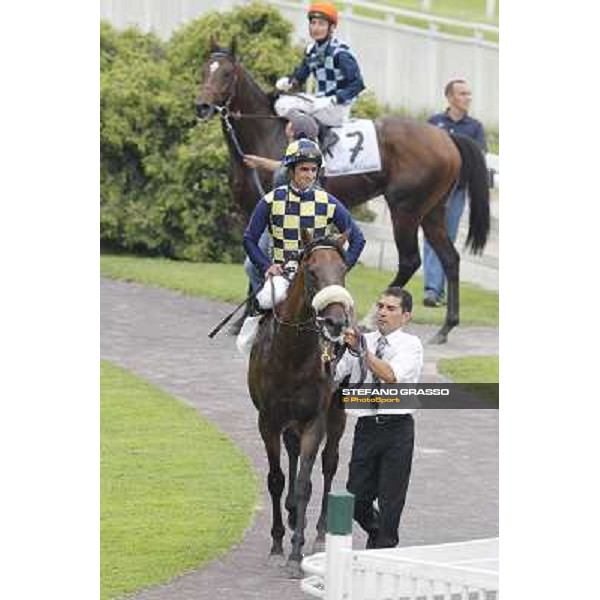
[274, 2, 366, 152]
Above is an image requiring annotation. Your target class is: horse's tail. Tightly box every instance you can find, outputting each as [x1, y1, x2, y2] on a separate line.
[450, 133, 490, 254]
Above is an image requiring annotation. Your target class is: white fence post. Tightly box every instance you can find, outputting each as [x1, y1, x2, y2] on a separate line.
[428, 22, 439, 113]
[324, 491, 354, 600]
[486, 0, 497, 20]
[473, 29, 484, 118]
[384, 13, 396, 108]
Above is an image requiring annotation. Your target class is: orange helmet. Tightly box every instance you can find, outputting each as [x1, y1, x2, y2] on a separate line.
[308, 3, 338, 26]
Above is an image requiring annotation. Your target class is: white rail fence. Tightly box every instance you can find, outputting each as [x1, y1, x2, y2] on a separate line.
[302, 543, 499, 599]
[419, 0, 497, 19]
[99, 0, 499, 126]
[300, 492, 499, 600]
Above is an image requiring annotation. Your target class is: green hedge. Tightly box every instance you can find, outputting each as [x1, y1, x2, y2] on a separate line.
[100, 4, 299, 262]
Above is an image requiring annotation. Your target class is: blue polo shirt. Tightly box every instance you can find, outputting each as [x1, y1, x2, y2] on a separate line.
[428, 111, 487, 152]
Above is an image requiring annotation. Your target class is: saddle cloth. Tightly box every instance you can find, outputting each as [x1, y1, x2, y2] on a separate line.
[323, 119, 381, 177]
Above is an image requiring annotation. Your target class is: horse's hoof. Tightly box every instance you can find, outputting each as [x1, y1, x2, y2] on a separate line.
[267, 553, 286, 567]
[311, 538, 326, 555]
[285, 559, 304, 579]
[428, 332, 447, 345]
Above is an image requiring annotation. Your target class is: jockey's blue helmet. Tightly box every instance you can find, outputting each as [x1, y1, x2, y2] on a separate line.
[283, 139, 323, 169]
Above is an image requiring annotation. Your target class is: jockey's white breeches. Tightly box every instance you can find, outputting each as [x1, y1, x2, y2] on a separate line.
[274, 94, 353, 127]
[255, 275, 291, 309]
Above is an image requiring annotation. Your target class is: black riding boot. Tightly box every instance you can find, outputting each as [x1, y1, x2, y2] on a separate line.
[228, 294, 262, 335]
[227, 308, 247, 336]
[318, 126, 339, 157]
[228, 283, 255, 336]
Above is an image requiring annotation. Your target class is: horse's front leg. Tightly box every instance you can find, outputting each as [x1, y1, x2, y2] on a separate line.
[258, 414, 286, 562]
[313, 403, 347, 554]
[283, 426, 300, 530]
[287, 415, 326, 578]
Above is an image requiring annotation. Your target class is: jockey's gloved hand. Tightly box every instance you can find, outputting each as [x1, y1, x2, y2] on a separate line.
[312, 96, 336, 111]
[275, 77, 292, 92]
[265, 263, 284, 278]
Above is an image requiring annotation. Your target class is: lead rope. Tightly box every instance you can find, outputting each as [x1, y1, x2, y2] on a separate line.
[345, 304, 368, 384]
[217, 105, 266, 199]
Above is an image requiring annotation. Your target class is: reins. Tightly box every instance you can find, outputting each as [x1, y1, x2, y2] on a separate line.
[268, 268, 320, 335]
[268, 244, 348, 336]
[215, 105, 266, 198]
[230, 110, 287, 121]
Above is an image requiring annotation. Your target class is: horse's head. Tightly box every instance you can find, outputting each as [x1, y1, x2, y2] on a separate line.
[195, 37, 239, 121]
[300, 231, 354, 343]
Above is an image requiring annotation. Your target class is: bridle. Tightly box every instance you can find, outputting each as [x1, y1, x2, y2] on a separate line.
[269, 244, 348, 371]
[269, 242, 351, 368]
[197, 51, 279, 198]
[200, 51, 288, 119]
[201, 51, 239, 112]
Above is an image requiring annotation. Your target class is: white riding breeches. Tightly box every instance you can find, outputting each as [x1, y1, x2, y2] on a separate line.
[274, 94, 353, 127]
[255, 275, 290, 309]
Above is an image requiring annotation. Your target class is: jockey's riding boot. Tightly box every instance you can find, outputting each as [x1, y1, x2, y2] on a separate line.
[227, 296, 252, 336]
[227, 311, 246, 336]
[318, 126, 339, 157]
[228, 295, 262, 336]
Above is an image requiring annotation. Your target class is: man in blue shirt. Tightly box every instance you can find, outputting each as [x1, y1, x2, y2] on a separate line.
[423, 79, 487, 307]
[274, 3, 365, 152]
[243, 139, 365, 302]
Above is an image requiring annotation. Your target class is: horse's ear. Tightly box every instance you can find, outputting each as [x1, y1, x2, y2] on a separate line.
[230, 36, 238, 60]
[301, 228, 313, 246]
[209, 35, 219, 53]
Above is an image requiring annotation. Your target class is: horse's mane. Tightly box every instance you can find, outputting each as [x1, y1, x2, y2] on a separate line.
[239, 64, 279, 113]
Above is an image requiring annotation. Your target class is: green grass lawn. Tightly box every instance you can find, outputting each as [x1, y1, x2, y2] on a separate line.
[438, 354, 499, 382]
[100, 253, 498, 327]
[101, 361, 258, 600]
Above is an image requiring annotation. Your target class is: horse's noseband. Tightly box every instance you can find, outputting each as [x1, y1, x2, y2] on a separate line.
[315, 314, 349, 344]
[195, 102, 215, 121]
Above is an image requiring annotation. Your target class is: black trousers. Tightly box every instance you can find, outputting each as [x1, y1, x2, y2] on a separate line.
[347, 415, 414, 548]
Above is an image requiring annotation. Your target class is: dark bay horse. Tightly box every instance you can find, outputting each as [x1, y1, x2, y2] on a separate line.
[195, 40, 490, 344]
[248, 233, 352, 577]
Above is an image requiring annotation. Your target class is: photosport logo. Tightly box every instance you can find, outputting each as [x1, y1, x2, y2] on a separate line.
[338, 383, 498, 409]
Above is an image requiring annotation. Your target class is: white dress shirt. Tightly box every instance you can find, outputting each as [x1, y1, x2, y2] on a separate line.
[335, 327, 424, 417]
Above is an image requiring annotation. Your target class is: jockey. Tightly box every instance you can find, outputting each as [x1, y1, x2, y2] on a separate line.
[229, 115, 321, 336]
[242, 112, 320, 308]
[243, 139, 365, 310]
[274, 2, 366, 152]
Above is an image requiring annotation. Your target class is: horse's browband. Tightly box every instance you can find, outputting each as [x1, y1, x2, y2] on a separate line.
[210, 50, 233, 58]
[302, 240, 346, 262]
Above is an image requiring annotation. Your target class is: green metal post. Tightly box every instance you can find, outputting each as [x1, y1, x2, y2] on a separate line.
[327, 490, 354, 535]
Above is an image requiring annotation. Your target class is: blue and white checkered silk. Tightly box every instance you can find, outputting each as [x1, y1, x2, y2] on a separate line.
[306, 38, 354, 97]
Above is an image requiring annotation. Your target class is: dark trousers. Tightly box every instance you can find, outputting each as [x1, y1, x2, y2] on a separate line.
[347, 415, 414, 548]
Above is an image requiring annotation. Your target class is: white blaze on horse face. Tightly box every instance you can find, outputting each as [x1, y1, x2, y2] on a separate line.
[209, 61, 220, 74]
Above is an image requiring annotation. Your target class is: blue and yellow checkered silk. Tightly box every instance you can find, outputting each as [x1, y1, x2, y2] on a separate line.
[265, 186, 336, 264]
